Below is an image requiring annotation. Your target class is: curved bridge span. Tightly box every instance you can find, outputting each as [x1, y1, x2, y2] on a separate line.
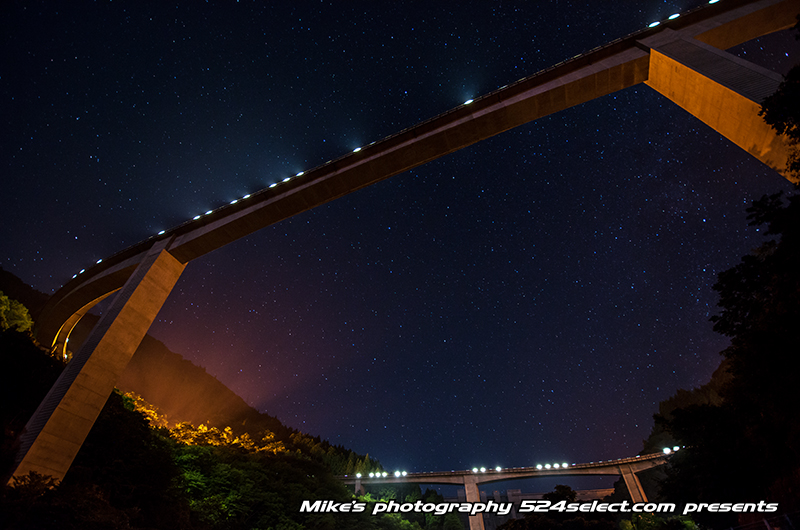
[11, 0, 798, 486]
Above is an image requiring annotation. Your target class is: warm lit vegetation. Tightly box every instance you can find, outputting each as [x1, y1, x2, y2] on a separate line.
[0, 326, 462, 529]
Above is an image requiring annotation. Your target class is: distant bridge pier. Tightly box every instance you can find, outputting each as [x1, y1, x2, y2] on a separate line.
[619, 464, 648, 503]
[463, 475, 486, 530]
[8, 239, 184, 484]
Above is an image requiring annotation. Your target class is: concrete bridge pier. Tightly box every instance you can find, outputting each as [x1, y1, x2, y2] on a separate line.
[619, 464, 648, 503]
[641, 29, 793, 181]
[8, 239, 185, 485]
[463, 476, 486, 530]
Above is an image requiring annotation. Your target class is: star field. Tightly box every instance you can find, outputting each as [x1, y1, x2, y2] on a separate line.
[2, 1, 798, 488]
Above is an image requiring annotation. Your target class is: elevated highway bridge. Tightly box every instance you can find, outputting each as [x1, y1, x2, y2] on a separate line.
[9, 0, 799, 493]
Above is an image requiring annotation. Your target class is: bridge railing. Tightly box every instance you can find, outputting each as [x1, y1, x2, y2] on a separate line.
[341, 452, 669, 481]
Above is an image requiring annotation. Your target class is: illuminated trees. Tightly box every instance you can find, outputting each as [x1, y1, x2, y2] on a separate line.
[0, 291, 33, 333]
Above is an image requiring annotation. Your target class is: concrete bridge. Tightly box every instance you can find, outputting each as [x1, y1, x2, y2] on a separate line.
[339, 451, 670, 530]
[9, 0, 798, 486]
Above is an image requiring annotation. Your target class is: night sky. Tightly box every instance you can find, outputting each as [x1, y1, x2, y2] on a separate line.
[2, 1, 798, 488]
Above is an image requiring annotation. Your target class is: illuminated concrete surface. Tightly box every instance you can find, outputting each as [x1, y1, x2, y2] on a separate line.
[13, 0, 798, 485]
[11, 240, 184, 482]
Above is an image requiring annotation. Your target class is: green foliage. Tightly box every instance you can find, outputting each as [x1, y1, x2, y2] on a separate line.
[0, 331, 390, 529]
[620, 514, 697, 530]
[759, 16, 800, 179]
[172, 443, 376, 529]
[289, 431, 383, 475]
[0, 290, 33, 332]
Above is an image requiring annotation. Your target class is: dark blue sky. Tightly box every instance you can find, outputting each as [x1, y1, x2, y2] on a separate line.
[2, 1, 798, 484]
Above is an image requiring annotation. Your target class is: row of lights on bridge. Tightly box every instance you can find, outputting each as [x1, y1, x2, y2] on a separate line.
[355, 471, 409, 478]
[68, 0, 721, 284]
[648, 0, 720, 28]
[353, 449, 681, 480]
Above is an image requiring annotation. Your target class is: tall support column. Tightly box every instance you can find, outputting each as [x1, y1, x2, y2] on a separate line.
[8, 240, 185, 484]
[642, 31, 796, 182]
[463, 476, 486, 530]
[354, 477, 365, 496]
[619, 464, 648, 503]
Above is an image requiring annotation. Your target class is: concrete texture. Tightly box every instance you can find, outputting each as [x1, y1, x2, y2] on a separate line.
[10, 240, 184, 484]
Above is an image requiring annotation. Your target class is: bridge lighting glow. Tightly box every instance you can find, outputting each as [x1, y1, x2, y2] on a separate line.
[356, 473, 361, 478]
[353, 147, 362, 153]
[193, 215, 201, 220]
[709, 0, 720, 3]
[157, 230, 166, 235]
[230, 199, 238, 204]
[72, 274, 77, 279]
[242, 194, 250, 199]
[464, 99, 474, 105]
[649, 21, 660, 28]
[402, 471, 407, 476]
[283, 177, 292, 182]
[269, 183, 278, 188]
[536, 464, 542, 470]
[205, 210, 213, 215]
[472, 467, 478, 473]
[296, 171, 304, 176]
[545, 464, 551, 469]
[563, 463, 569, 468]
[663, 447, 672, 454]
[480, 467, 486, 472]
[79, 269, 85, 274]
[369, 472, 374, 477]
[668, 13, 680, 20]
[96, 259, 102, 264]
[673, 446, 680, 452]
[382, 472, 388, 477]
[495, 466, 501, 472]
[554, 464, 560, 469]
[394, 471, 401, 477]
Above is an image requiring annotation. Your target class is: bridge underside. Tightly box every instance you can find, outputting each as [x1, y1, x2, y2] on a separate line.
[11, 0, 799, 487]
